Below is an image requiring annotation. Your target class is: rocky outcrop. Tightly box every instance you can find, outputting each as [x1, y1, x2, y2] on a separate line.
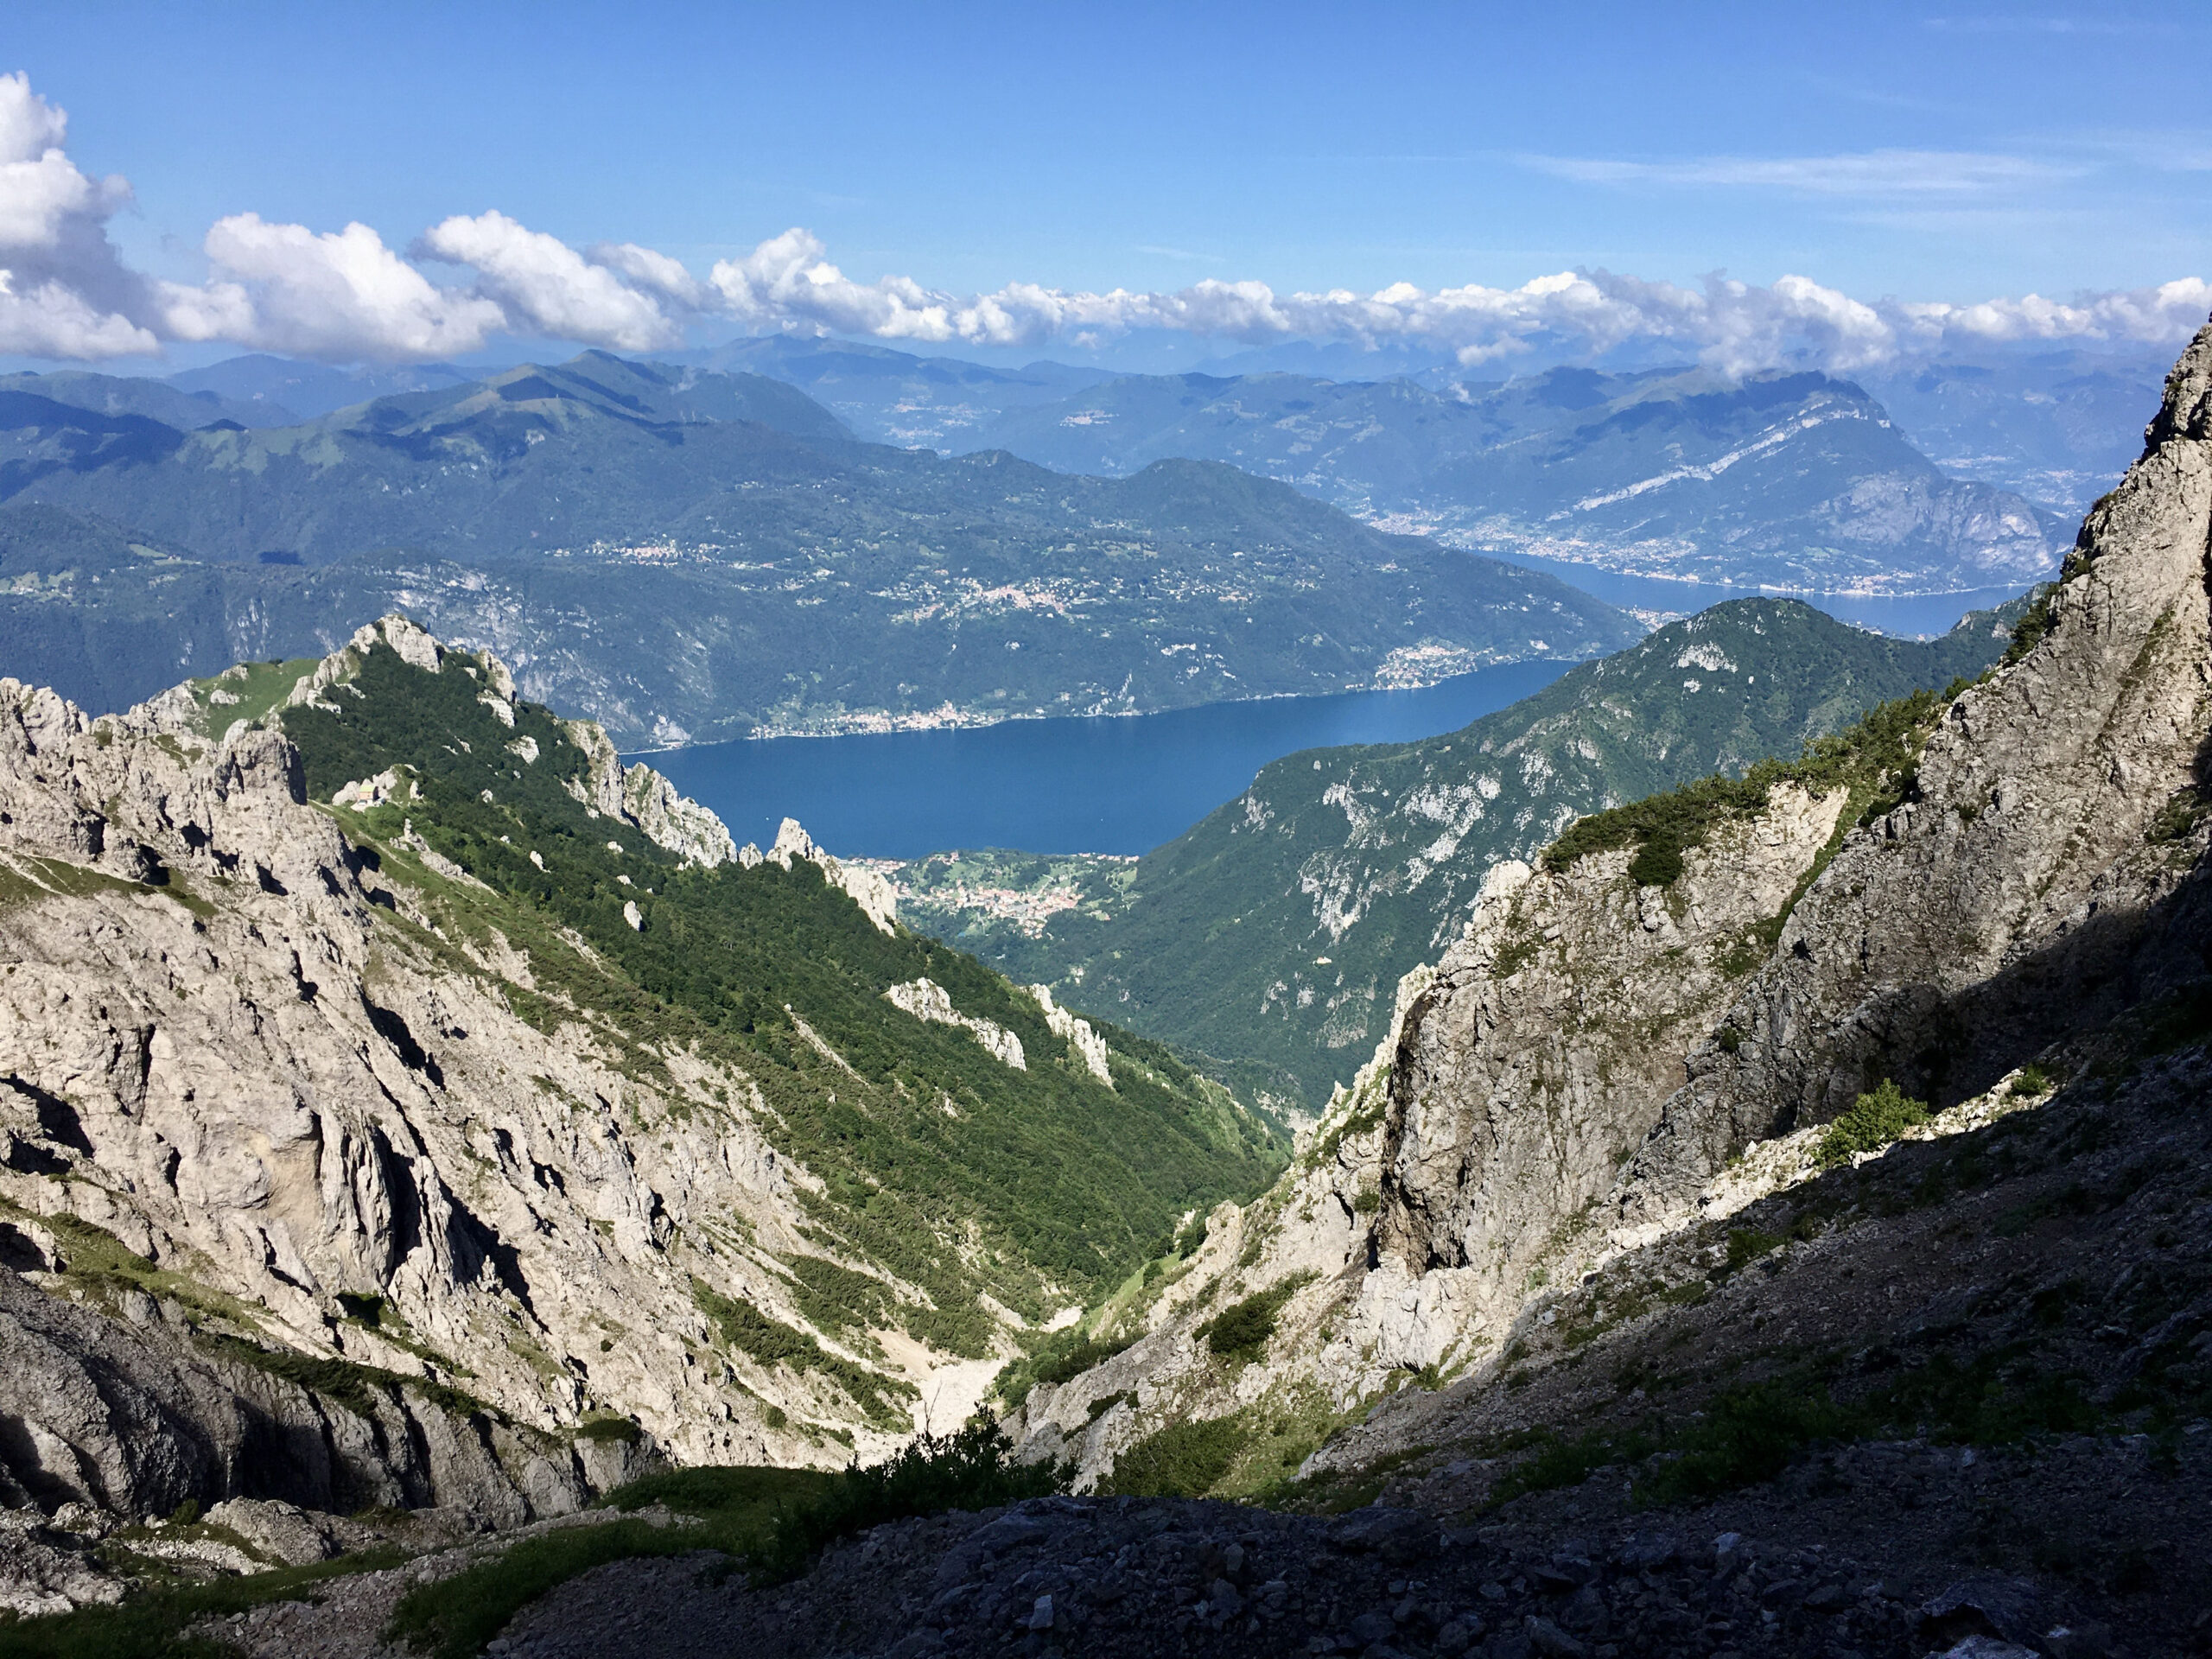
[885, 979, 1027, 1071]
[1622, 320, 2212, 1210]
[769, 817, 898, 932]
[0, 1267, 611, 1528]
[1376, 781, 1842, 1296]
[562, 707, 739, 870]
[1031, 985, 1113, 1086]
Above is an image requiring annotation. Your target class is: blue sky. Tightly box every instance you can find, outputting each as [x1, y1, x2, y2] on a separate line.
[3, 2, 2209, 370]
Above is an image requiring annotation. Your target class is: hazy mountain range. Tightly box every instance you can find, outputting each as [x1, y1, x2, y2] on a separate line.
[0, 353, 1634, 744]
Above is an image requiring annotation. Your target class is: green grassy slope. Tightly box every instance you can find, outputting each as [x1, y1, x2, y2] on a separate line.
[918, 598, 2026, 1110]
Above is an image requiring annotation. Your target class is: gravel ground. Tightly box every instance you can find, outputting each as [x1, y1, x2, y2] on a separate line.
[452, 1427, 2204, 1659]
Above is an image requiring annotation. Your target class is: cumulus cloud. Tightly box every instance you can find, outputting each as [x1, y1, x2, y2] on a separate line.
[0, 70, 2205, 377]
[694, 238, 2208, 377]
[0, 71, 158, 357]
[416, 211, 680, 351]
[588, 238, 709, 309]
[162, 214, 507, 360]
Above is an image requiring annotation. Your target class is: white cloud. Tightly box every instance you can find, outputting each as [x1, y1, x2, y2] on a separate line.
[1895, 276, 2212, 346]
[0, 71, 2205, 378]
[0, 72, 157, 357]
[692, 231, 2208, 376]
[417, 211, 680, 350]
[162, 214, 505, 361]
[588, 238, 709, 308]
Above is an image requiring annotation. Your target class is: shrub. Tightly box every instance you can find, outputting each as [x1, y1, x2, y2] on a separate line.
[1097, 1412, 1250, 1498]
[753, 1422, 1067, 1582]
[1543, 687, 1950, 889]
[574, 1416, 641, 1444]
[601, 1464, 831, 1518]
[991, 1325, 1138, 1409]
[2009, 1064, 2052, 1099]
[386, 1522, 705, 1659]
[1639, 1381, 1848, 1505]
[1626, 830, 1685, 888]
[1493, 1427, 1656, 1505]
[1815, 1079, 1930, 1167]
[1723, 1228, 1783, 1273]
[0, 1548, 405, 1659]
[2146, 788, 2209, 845]
[690, 1279, 912, 1425]
[2001, 583, 2060, 666]
[1197, 1272, 1317, 1364]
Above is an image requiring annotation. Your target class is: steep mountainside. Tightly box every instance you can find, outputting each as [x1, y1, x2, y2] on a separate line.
[1000, 315, 2212, 1649]
[0, 353, 1633, 744]
[0, 617, 1283, 1575]
[918, 598, 2021, 1109]
[971, 365, 2063, 593]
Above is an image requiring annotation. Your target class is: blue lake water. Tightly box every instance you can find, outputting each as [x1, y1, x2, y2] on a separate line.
[635, 660, 1573, 859]
[1488, 552, 2031, 639]
[635, 570, 2037, 861]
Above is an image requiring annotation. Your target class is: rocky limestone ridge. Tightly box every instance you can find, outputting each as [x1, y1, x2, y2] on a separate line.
[884, 978, 1028, 1071]
[1005, 969, 1423, 1480]
[1017, 313, 2212, 1497]
[0, 628, 986, 1580]
[296, 617, 747, 874]
[764, 815, 899, 932]
[1033, 982, 1115, 1087]
[1011, 782, 1849, 1480]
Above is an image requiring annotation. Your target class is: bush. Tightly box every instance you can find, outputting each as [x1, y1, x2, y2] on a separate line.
[0, 1548, 404, 1659]
[1097, 1412, 1250, 1498]
[1543, 687, 1950, 888]
[1815, 1079, 1930, 1167]
[601, 1464, 832, 1518]
[992, 1326, 1137, 1409]
[753, 1422, 1067, 1582]
[2008, 1064, 2052, 1098]
[1626, 830, 1684, 888]
[386, 1522, 702, 1659]
[2001, 583, 2059, 667]
[1197, 1272, 1317, 1364]
[574, 1416, 641, 1444]
[1639, 1382, 1848, 1505]
[1723, 1228, 1783, 1273]
[1493, 1428, 1656, 1505]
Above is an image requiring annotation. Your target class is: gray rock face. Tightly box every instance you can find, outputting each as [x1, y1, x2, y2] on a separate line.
[1623, 317, 2212, 1210]
[1378, 783, 1842, 1291]
[0, 1265, 596, 1539]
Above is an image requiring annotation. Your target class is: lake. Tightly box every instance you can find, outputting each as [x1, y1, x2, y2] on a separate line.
[636, 659, 1573, 859]
[638, 569, 2036, 860]
[1487, 553, 2030, 639]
